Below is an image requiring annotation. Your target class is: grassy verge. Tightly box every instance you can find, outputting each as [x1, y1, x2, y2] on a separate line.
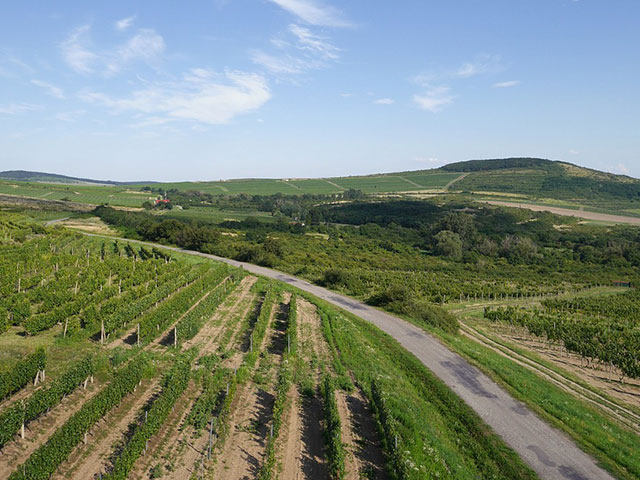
[436, 330, 640, 480]
[304, 294, 538, 480]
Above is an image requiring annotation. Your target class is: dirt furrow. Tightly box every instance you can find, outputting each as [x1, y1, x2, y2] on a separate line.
[53, 378, 161, 480]
[152, 280, 260, 479]
[127, 380, 200, 479]
[211, 297, 285, 480]
[337, 388, 388, 480]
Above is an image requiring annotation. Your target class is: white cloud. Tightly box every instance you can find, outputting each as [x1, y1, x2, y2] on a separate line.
[31, 79, 65, 99]
[250, 51, 306, 74]
[568, 149, 579, 155]
[269, 0, 350, 27]
[60, 25, 164, 75]
[413, 86, 454, 113]
[289, 24, 339, 60]
[252, 24, 339, 76]
[106, 29, 165, 74]
[60, 25, 97, 74]
[493, 80, 520, 88]
[80, 70, 271, 125]
[374, 98, 394, 105]
[0, 103, 41, 115]
[115, 16, 136, 31]
[455, 54, 502, 78]
[339, 92, 353, 98]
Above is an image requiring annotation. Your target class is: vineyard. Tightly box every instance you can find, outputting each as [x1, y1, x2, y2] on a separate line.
[483, 288, 640, 381]
[0, 211, 543, 479]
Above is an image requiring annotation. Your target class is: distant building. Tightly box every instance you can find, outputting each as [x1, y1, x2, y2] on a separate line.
[613, 280, 633, 288]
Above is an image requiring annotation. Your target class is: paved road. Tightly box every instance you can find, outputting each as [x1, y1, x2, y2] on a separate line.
[84, 233, 614, 480]
[484, 200, 640, 226]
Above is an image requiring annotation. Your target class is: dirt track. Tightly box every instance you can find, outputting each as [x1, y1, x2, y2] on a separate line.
[82, 232, 618, 480]
[483, 200, 640, 225]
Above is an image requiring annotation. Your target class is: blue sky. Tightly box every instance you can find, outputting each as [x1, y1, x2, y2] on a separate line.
[0, 0, 638, 181]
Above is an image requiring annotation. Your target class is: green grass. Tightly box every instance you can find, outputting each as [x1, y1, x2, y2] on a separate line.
[301, 295, 538, 480]
[0, 326, 98, 380]
[437, 330, 640, 480]
[161, 207, 276, 223]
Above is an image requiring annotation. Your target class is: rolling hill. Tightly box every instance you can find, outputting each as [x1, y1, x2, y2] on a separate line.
[1, 158, 639, 213]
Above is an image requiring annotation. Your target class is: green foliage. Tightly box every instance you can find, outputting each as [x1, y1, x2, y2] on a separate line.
[321, 374, 346, 480]
[258, 355, 294, 480]
[102, 357, 190, 480]
[314, 299, 537, 480]
[434, 230, 462, 259]
[0, 347, 45, 401]
[0, 355, 93, 448]
[9, 357, 148, 480]
[485, 302, 640, 379]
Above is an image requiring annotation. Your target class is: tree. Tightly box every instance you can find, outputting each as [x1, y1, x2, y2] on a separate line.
[434, 230, 462, 259]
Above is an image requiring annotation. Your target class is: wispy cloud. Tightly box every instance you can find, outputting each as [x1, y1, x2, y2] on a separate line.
[568, 149, 579, 155]
[456, 54, 502, 78]
[252, 23, 339, 76]
[60, 25, 97, 74]
[493, 80, 520, 88]
[60, 25, 164, 75]
[413, 86, 454, 113]
[374, 98, 394, 105]
[56, 110, 86, 122]
[79, 69, 271, 125]
[106, 29, 165, 74]
[269, 0, 350, 27]
[31, 79, 65, 99]
[250, 51, 306, 74]
[0, 103, 42, 115]
[115, 16, 136, 31]
[412, 54, 503, 112]
[289, 24, 339, 60]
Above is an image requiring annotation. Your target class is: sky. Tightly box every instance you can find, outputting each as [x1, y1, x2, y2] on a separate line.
[0, 0, 639, 181]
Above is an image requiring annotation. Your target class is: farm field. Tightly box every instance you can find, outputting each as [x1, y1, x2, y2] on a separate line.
[0, 211, 544, 480]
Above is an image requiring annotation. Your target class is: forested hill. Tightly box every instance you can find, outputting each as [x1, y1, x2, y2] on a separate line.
[439, 157, 640, 205]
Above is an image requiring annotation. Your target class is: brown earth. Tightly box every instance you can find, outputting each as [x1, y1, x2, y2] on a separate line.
[53, 378, 161, 480]
[211, 297, 286, 480]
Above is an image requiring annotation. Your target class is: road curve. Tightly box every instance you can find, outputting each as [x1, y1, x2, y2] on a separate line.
[83, 233, 614, 480]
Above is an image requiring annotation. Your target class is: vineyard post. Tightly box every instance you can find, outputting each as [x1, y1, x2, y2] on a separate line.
[174, 326, 177, 347]
[287, 334, 290, 354]
[64, 318, 68, 338]
[208, 418, 214, 459]
[250, 334, 253, 352]
[137, 323, 140, 347]
[101, 320, 105, 345]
